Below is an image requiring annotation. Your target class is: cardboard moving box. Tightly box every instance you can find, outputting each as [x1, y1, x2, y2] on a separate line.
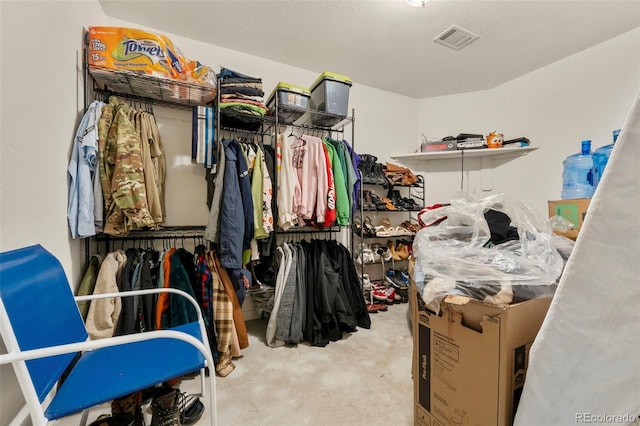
[412, 288, 551, 426]
[548, 198, 591, 240]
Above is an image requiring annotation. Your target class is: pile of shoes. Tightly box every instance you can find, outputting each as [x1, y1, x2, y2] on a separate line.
[355, 216, 417, 238]
[361, 274, 391, 313]
[358, 154, 387, 185]
[360, 269, 410, 311]
[382, 162, 421, 187]
[355, 241, 392, 265]
[360, 189, 423, 212]
[385, 188, 423, 211]
[88, 385, 205, 426]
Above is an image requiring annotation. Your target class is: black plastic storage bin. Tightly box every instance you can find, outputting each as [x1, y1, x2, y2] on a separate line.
[266, 82, 310, 124]
[309, 72, 352, 127]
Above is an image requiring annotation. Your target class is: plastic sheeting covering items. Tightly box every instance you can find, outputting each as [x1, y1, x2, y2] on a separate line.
[515, 92, 640, 425]
[413, 193, 564, 313]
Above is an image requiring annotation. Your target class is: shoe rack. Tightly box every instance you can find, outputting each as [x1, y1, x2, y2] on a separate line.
[353, 166, 425, 283]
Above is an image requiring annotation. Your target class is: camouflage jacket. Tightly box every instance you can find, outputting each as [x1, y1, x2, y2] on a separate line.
[99, 96, 155, 235]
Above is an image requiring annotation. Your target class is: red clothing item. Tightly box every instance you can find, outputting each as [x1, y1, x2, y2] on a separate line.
[322, 143, 337, 227]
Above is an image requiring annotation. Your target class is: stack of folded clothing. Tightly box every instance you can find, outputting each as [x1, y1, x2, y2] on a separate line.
[218, 67, 268, 131]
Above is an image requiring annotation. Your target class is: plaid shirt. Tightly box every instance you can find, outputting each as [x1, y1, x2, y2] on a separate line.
[207, 250, 235, 377]
[195, 251, 217, 362]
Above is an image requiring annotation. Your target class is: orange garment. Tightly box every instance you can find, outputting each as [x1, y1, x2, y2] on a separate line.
[155, 248, 176, 330]
[212, 252, 249, 349]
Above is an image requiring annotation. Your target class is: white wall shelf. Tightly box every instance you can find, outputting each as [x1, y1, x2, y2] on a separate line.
[390, 146, 538, 193]
[390, 146, 537, 162]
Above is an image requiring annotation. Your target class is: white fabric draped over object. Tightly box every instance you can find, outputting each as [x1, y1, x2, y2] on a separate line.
[515, 92, 640, 425]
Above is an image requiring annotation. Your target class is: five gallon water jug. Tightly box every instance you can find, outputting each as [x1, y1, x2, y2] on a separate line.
[561, 140, 595, 199]
[593, 129, 620, 191]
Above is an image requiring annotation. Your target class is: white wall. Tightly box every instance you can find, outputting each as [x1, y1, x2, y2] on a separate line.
[414, 28, 640, 218]
[0, 2, 106, 423]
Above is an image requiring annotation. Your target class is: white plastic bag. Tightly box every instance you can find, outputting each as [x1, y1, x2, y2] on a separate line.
[414, 193, 563, 312]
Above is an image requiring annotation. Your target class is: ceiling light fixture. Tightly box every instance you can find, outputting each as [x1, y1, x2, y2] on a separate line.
[406, 0, 428, 7]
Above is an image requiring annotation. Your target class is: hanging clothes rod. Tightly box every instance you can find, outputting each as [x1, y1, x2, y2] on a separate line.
[275, 226, 343, 235]
[220, 126, 271, 136]
[93, 226, 207, 241]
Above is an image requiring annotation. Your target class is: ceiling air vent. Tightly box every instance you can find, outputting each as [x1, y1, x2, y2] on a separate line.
[434, 25, 478, 50]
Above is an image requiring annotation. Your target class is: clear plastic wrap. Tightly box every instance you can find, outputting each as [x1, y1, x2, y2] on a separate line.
[414, 193, 564, 313]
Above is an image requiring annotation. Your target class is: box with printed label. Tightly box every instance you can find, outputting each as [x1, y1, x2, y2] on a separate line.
[413, 291, 551, 426]
[548, 198, 590, 230]
[87, 26, 185, 80]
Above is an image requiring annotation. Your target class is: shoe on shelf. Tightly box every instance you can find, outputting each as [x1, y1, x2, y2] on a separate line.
[399, 270, 411, 285]
[396, 244, 410, 260]
[377, 246, 392, 262]
[386, 189, 407, 211]
[404, 198, 422, 211]
[386, 240, 402, 261]
[372, 287, 396, 303]
[385, 269, 408, 290]
[363, 216, 377, 238]
[369, 192, 388, 211]
[373, 162, 388, 185]
[401, 220, 420, 234]
[356, 249, 375, 265]
[361, 190, 377, 211]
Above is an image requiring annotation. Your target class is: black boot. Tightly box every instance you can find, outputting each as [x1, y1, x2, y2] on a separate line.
[360, 154, 378, 184]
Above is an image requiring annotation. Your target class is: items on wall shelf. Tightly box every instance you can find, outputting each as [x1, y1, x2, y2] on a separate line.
[87, 64, 217, 109]
[390, 145, 537, 162]
[85, 26, 217, 109]
[390, 146, 538, 192]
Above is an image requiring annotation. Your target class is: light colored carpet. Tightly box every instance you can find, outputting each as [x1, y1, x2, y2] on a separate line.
[53, 303, 414, 426]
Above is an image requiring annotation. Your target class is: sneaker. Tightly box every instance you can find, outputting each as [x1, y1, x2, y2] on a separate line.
[398, 270, 410, 285]
[377, 246, 392, 262]
[385, 269, 408, 290]
[372, 287, 396, 303]
[151, 387, 181, 426]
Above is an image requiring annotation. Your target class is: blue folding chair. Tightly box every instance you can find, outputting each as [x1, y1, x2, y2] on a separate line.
[0, 244, 217, 426]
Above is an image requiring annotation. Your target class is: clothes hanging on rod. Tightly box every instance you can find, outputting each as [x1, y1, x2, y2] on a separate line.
[67, 99, 104, 239]
[275, 132, 360, 230]
[98, 96, 166, 236]
[264, 239, 370, 348]
[69, 95, 167, 238]
[205, 137, 275, 264]
[81, 238, 253, 376]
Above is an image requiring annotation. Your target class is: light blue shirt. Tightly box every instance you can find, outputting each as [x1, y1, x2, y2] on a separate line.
[67, 100, 103, 238]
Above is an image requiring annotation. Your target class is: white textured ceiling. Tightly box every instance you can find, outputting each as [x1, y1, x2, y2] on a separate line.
[99, 0, 640, 99]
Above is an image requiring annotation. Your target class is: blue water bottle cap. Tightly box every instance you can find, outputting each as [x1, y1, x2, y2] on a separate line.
[581, 140, 592, 154]
[613, 129, 621, 143]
